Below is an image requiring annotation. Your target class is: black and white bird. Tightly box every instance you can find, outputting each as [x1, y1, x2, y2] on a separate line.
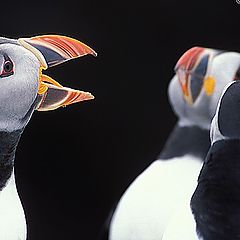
[109, 47, 240, 240]
[0, 35, 96, 240]
[162, 80, 240, 240]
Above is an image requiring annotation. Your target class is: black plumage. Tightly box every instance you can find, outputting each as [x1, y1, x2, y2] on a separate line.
[191, 81, 240, 240]
[0, 129, 22, 190]
[191, 139, 240, 240]
[160, 125, 210, 160]
[218, 81, 240, 138]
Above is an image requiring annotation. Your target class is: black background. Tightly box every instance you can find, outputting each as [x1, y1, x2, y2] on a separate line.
[1, 0, 239, 239]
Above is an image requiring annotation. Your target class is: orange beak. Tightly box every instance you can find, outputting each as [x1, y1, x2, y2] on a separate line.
[175, 47, 217, 105]
[18, 35, 97, 111]
[36, 75, 94, 111]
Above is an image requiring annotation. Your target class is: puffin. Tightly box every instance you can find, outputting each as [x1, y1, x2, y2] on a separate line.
[162, 80, 240, 240]
[108, 47, 240, 240]
[0, 35, 96, 240]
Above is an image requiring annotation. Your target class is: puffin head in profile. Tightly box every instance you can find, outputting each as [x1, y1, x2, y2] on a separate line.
[168, 47, 240, 129]
[0, 35, 96, 132]
[210, 80, 240, 144]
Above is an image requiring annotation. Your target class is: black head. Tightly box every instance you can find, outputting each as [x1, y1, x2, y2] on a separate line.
[211, 81, 240, 142]
[218, 81, 240, 138]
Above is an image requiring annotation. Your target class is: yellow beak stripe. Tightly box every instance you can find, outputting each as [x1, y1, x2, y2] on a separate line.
[204, 76, 215, 96]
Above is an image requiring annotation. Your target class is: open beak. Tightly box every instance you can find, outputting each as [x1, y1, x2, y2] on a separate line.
[175, 47, 218, 105]
[35, 75, 94, 111]
[18, 35, 97, 111]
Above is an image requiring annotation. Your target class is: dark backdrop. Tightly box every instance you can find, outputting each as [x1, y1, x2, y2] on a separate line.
[1, 0, 239, 239]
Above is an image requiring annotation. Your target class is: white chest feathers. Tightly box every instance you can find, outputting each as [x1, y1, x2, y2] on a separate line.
[109, 155, 202, 240]
[161, 196, 200, 240]
[0, 173, 26, 240]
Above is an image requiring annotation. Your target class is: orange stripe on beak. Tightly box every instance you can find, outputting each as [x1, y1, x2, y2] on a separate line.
[18, 35, 97, 68]
[37, 81, 94, 111]
[19, 34, 96, 111]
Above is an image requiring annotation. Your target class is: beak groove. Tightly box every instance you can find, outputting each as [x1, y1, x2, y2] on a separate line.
[175, 47, 218, 105]
[36, 74, 94, 111]
[18, 35, 97, 68]
[36, 81, 94, 111]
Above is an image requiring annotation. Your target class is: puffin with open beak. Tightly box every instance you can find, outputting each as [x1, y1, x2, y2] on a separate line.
[108, 47, 240, 240]
[0, 35, 96, 240]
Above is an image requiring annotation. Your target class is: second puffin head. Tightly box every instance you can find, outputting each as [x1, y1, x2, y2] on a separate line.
[168, 47, 240, 129]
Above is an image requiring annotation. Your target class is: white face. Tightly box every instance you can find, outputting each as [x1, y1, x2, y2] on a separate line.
[168, 50, 240, 130]
[0, 43, 40, 131]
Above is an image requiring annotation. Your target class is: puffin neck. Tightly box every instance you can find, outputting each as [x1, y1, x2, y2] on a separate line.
[0, 129, 23, 190]
[191, 139, 240, 239]
[159, 124, 210, 160]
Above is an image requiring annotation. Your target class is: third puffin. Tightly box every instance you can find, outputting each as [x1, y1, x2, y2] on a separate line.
[109, 47, 240, 240]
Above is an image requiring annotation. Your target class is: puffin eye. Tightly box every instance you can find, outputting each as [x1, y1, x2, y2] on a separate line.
[0, 55, 14, 78]
[4, 61, 13, 72]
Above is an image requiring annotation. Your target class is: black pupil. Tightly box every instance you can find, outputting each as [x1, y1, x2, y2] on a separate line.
[4, 61, 12, 72]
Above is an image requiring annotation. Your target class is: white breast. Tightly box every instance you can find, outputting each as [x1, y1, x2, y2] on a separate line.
[0, 171, 26, 240]
[162, 197, 199, 240]
[109, 155, 202, 240]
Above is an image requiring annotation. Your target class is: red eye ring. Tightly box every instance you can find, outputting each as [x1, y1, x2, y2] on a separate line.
[0, 55, 14, 78]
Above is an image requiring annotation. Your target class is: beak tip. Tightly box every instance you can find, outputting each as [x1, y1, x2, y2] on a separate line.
[74, 91, 95, 103]
[85, 92, 95, 100]
[90, 50, 97, 57]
